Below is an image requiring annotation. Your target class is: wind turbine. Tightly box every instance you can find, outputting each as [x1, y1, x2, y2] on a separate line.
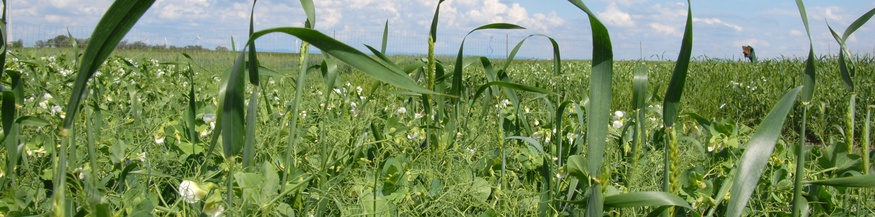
[194, 34, 201, 47]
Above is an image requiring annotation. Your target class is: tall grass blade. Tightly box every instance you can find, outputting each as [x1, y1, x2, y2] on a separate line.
[794, 0, 816, 103]
[503, 34, 560, 75]
[222, 51, 246, 158]
[603, 191, 692, 209]
[450, 23, 525, 99]
[726, 86, 802, 217]
[2, 90, 17, 177]
[381, 20, 388, 54]
[62, 0, 155, 130]
[804, 174, 875, 187]
[792, 105, 809, 216]
[242, 0, 260, 168]
[829, 8, 874, 90]
[632, 64, 648, 167]
[567, 1, 613, 216]
[662, 0, 693, 128]
[246, 27, 438, 95]
[299, 0, 315, 28]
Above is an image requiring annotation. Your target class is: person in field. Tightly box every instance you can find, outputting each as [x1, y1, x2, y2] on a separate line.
[742, 45, 757, 62]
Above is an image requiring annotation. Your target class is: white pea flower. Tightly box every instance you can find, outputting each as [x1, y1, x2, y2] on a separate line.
[613, 110, 625, 121]
[396, 107, 407, 114]
[203, 113, 216, 123]
[178, 180, 213, 204]
[137, 152, 147, 162]
[612, 120, 623, 129]
[414, 113, 424, 119]
[155, 134, 165, 145]
[203, 202, 225, 217]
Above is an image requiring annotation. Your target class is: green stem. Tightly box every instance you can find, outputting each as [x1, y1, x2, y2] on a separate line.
[792, 103, 809, 216]
[282, 41, 310, 189]
[863, 105, 871, 175]
[847, 93, 856, 154]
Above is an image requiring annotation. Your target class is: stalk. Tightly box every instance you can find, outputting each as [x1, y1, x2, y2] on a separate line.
[863, 105, 872, 174]
[282, 39, 310, 188]
[847, 93, 856, 153]
[792, 103, 809, 216]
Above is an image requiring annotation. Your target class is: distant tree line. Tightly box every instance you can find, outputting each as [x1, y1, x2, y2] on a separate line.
[29, 34, 229, 51]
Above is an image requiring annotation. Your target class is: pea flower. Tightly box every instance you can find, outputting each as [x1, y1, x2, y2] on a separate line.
[178, 180, 213, 204]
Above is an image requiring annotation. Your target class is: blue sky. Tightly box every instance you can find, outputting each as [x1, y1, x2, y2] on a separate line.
[7, 0, 875, 60]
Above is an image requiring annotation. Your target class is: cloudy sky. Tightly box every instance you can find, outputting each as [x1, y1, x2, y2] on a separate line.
[7, 0, 875, 60]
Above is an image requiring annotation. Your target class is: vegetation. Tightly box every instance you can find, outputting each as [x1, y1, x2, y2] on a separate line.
[1, 0, 874, 216]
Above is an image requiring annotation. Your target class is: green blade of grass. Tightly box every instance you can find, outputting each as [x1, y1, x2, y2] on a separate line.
[501, 34, 561, 76]
[632, 64, 648, 167]
[827, 26, 853, 92]
[794, 0, 816, 103]
[62, 0, 155, 130]
[828, 8, 874, 92]
[451, 23, 525, 99]
[662, 0, 693, 128]
[245, 27, 439, 95]
[804, 174, 875, 187]
[470, 81, 554, 107]
[222, 51, 247, 158]
[726, 86, 802, 217]
[299, 0, 315, 27]
[567, 1, 613, 216]
[381, 20, 389, 54]
[603, 191, 692, 209]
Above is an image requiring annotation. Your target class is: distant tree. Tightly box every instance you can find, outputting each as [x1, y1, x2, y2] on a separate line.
[76, 38, 90, 48]
[46, 35, 73, 48]
[34, 40, 48, 48]
[8, 39, 24, 48]
[117, 40, 130, 49]
[215, 46, 229, 51]
[130, 41, 149, 49]
[184, 45, 205, 50]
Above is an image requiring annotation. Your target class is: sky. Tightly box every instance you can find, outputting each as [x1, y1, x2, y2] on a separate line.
[7, 0, 875, 60]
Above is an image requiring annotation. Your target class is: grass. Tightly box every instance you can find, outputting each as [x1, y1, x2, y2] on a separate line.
[2, 1, 875, 215]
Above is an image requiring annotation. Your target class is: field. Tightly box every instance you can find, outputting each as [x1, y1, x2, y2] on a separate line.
[2, 1, 875, 217]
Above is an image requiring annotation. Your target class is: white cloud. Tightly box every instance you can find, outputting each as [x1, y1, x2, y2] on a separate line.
[598, 3, 635, 28]
[734, 38, 769, 48]
[693, 18, 742, 32]
[789, 30, 803, 36]
[444, 0, 565, 32]
[649, 22, 680, 36]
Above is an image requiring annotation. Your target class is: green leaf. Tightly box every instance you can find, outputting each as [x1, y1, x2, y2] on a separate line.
[662, 0, 693, 128]
[299, 0, 315, 27]
[429, 0, 446, 42]
[63, 0, 155, 130]
[502, 34, 561, 76]
[603, 191, 692, 209]
[805, 174, 875, 187]
[506, 136, 545, 155]
[567, 1, 613, 216]
[566, 155, 589, 181]
[451, 23, 525, 99]
[1, 90, 14, 137]
[16, 116, 50, 127]
[245, 27, 438, 95]
[726, 86, 802, 217]
[471, 81, 553, 107]
[632, 64, 648, 110]
[794, 0, 816, 103]
[381, 20, 389, 54]
[222, 51, 247, 158]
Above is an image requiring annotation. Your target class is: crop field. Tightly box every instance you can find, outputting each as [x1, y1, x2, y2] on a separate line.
[1, 1, 875, 217]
